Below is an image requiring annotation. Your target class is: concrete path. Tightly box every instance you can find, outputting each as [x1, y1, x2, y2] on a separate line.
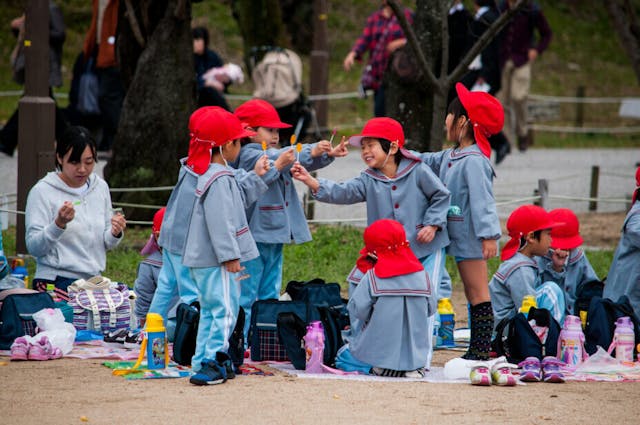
[1, 148, 638, 229]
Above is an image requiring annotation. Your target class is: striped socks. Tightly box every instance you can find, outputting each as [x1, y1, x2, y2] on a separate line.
[462, 301, 494, 361]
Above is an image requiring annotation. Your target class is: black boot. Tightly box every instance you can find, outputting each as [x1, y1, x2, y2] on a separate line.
[462, 301, 494, 361]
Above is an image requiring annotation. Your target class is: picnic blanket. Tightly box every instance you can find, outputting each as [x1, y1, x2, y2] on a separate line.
[104, 360, 192, 380]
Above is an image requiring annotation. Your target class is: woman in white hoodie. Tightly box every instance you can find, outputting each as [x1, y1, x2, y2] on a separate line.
[25, 126, 126, 300]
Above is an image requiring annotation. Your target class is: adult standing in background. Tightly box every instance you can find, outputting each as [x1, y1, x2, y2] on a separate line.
[83, 0, 125, 154]
[343, 0, 413, 117]
[192, 26, 231, 111]
[497, 0, 552, 152]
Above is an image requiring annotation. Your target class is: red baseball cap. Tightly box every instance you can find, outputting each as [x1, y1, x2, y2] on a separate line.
[549, 208, 583, 250]
[186, 107, 256, 174]
[152, 207, 166, 233]
[455, 83, 504, 158]
[355, 219, 424, 278]
[501, 205, 564, 260]
[234, 99, 292, 129]
[348, 117, 405, 148]
[633, 166, 640, 204]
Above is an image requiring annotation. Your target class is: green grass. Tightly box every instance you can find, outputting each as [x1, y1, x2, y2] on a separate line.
[2, 224, 615, 292]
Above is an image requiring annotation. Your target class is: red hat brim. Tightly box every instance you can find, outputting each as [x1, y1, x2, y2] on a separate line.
[550, 234, 584, 250]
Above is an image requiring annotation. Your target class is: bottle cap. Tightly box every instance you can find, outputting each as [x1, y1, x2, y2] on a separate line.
[519, 295, 537, 314]
[145, 313, 166, 333]
[46, 283, 55, 292]
[437, 298, 454, 315]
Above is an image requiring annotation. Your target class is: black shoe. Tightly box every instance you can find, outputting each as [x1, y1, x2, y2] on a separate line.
[517, 136, 529, 152]
[495, 142, 511, 165]
[190, 352, 235, 385]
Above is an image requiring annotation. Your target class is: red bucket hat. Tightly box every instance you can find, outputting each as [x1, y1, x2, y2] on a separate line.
[455, 83, 504, 158]
[234, 99, 292, 129]
[501, 205, 564, 261]
[549, 208, 583, 250]
[633, 166, 640, 204]
[355, 219, 424, 278]
[186, 107, 256, 174]
[348, 117, 405, 148]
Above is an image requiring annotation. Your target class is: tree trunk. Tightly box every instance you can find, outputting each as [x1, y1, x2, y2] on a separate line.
[605, 0, 640, 84]
[104, 0, 194, 220]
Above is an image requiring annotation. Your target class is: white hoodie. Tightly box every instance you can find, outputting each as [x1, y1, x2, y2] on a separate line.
[25, 172, 122, 280]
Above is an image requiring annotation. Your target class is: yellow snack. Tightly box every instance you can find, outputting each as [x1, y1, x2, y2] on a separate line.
[296, 143, 302, 153]
[261, 141, 267, 150]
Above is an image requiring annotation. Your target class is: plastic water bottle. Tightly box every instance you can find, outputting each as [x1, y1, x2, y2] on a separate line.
[608, 316, 635, 363]
[557, 315, 586, 366]
[303, 321, 325, 373]
[433, 312, 441, 348]
[519, 295, 537, 316]
[437, 298, 455, 347]
[145, 313, 168, 369]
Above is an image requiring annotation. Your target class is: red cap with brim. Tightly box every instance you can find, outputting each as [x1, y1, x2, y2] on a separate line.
[501, 205, 564, 261]
[234, 99, 292, 129]
[348, 117, 405, 148]
[549, 208, 583, 250]
[355, 219, 424, 278]
[456, 83, 504, 158]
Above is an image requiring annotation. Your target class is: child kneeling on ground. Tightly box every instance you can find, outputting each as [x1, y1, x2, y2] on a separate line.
[335, 219, 436, 378]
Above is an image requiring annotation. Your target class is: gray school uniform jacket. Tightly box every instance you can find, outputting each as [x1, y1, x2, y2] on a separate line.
[603, 202, 640, 314]
[537, 248, 599, 315]
[314, 156, 451, 259]
[489, 253, 540, 327]
[158, 159, 198, 256]
[233, 143, 333, 244]
[349, 269, 435, 371]
[416, 145, 501, 258]
[133, 250, 179, 320]
[181, 164, 269, 268]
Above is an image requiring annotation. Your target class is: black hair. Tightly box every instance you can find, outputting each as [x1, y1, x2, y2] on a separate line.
[377, 138, 402, 166]
[192, 26, 209, 49]
[55, 126, 97, 171]
[518, 229, 543, 250]
[447, 97, 474, 142]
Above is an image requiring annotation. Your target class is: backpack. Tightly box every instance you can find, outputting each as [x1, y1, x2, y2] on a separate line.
[493, 307, 561, 364]
[0, 292, 55, 349]
[251, 48, 302, 108]
[573, 279, 604, 324]
[584, 295, 640, 356]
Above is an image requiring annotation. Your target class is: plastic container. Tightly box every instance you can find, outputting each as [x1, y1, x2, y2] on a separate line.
[46, 283, 59, 302]
[145, 313, 169, 369]
[557, 315, 586, 366]
[433, 312, 441, 348]
[519, 295, 537, 316]
[608, 316, 635, 363]
[303, 321, 325, 373]
[437, 298, 455, 347]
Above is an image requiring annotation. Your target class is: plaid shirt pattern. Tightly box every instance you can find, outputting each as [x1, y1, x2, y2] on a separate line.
[352, 7, 414, 90]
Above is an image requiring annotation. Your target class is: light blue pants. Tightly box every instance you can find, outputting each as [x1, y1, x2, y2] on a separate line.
[419, 248, 445, 370]
[335, 344, 372, 374]
[149, 250, 198, 320]
[239, 242, 284, 342]
[191, 266, 240, 371]
[439, 267, 453, 300]
[536, 281, 567, 326]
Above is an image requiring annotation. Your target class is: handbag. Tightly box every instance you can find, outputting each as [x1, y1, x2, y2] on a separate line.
[67, 276, 134, 333]
[77, 58, 101, 115]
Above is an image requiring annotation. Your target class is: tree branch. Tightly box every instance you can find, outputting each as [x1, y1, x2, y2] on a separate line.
[440, 1, 451, 81]
[387, 0, 439, 90]
[446, 0, 526, 88]
[124, 0, 146, 48]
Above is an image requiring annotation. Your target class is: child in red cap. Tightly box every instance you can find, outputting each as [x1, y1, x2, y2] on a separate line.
[536, 208, 599, 317]
[291, 117, 450, 368]
[489, 204, 566, 330]
[233, 99, 348, 344]
[416, 83, 503, 361]
[604, 166, 640, 315]
[334, 219, 435, 378]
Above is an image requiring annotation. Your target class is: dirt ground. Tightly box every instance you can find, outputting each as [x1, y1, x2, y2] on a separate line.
[1, 212, 636, 425]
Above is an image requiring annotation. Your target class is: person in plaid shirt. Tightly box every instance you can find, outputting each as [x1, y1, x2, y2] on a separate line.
[343, 0, 413, 117]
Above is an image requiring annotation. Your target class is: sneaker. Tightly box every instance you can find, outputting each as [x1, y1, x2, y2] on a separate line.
[371, 367, 406, 378]
[103, 328, 129, 345]
[490, 362, 517, 386]
[541, 356, 565, 383]
[190, 352, 235, 385]
[10, 336, 29, 361]
[518, 357, 541, 382]
[404, 368, 425, 379]
[28, 336, 62, 361]
[123, 329, 143, 349]
[469, 363, 491, 386]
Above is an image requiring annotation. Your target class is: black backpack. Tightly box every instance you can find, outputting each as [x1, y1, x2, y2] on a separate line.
[0, 292, 55, 349]
[584, 295, 640, 356]
[574, 279, 604, 322]
[493, 307, 561, 364]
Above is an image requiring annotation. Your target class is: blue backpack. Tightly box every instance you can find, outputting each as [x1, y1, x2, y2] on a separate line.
[0, 292, 55, 349]
[584, 295, 640, 356]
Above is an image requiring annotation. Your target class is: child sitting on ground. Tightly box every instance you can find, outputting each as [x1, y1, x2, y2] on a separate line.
[536, 208, 598, 316]
[335, 219, 435, 378]
[603, 166, 640, 315]
[489, 204, 566, 326]
[133, 207, 179, 339]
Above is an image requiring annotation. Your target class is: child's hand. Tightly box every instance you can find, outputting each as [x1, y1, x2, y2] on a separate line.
[551, 248, 569, 272]
[223, 259, 243, 273]
[290, 163, 320, 191]
[55, 201, 75, 229]
[329, 136, 349, 158]
[311, 140, 331, 157]
[482, 239, 498, 259]
[274, 147, 295, 171]
[254, 154, 270, 176]
[416, 225, 438, 244]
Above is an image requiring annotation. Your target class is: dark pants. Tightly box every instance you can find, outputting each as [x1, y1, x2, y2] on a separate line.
[374, 86, 385, 117]
[97, 67, 125, 151]
[197, 87, 230, 111]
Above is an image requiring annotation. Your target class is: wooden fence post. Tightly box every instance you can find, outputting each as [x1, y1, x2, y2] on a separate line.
[538, 179, 548, 209]
[589, 165, 600, 211]
[575, 85, 585, 128]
